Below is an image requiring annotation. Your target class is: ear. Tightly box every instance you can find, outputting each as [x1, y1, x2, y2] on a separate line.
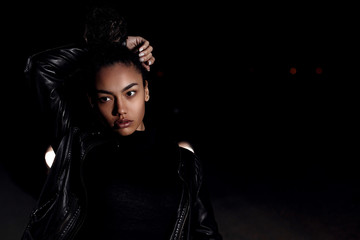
[144, 80, 150, 102]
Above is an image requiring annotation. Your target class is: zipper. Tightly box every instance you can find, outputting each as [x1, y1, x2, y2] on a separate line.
[60, 132, 108, 240]
[170, 148, 191, 240]
[59, 206, 81, 240]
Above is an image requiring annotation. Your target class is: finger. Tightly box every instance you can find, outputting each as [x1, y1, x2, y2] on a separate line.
[138, 40, 150, 52]
[147, 56, 155, 66]
[140, 52, 153, 63]
[142, 62, 151, 72]
[139, 45, 153, 58]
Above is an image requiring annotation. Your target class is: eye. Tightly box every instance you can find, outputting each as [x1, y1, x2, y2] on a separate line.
[98, 96, 111, 103]
[126, 91, 136, 97]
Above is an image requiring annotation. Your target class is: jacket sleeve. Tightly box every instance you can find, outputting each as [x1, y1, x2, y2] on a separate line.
[191, 153, 223, 240]
[24, 43, 88, 151]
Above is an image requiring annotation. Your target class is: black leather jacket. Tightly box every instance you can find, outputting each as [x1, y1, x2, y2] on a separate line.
[21, 43, 222, 240]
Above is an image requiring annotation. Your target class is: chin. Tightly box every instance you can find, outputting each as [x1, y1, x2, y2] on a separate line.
[116, 128, 136, 136]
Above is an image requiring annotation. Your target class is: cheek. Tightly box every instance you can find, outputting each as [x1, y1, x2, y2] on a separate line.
[132, 100, 146, 119]
[97, 104, 113, 120]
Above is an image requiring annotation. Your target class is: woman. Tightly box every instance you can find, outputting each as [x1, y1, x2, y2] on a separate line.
[22, 44, 222, 240]
[19, 6, 155, 198]
[25, 6, 155, 154]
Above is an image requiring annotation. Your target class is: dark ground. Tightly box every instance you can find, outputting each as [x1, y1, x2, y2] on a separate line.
[1, 1, 359, 239]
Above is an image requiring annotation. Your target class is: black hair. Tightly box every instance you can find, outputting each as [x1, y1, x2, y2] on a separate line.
[85, 43, 148, 96]
[84, 6, 128, 46]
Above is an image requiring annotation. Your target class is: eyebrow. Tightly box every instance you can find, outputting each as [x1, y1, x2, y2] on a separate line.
[122, 83, 138, 92]
[95, 83, 139, 95]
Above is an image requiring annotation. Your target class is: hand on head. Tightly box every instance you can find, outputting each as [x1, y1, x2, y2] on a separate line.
[83, 6, 155, 72]
[126, 36, 155, 72]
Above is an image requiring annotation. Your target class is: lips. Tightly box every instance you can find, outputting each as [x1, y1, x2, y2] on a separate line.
[114, 119, 133, 129]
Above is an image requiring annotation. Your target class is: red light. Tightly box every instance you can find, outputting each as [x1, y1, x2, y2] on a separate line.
[315, 67, 323, 75]
[156, 71, 164, 77]
[289, 67, 297, 75]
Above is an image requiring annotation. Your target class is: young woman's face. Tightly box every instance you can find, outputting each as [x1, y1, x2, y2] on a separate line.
[94, 63, 149, 136]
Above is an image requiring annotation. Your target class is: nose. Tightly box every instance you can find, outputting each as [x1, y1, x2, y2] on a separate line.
[112, 97, 127, 116]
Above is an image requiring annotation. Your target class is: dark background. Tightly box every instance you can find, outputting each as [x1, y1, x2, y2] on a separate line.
[1, 1, 359, 239]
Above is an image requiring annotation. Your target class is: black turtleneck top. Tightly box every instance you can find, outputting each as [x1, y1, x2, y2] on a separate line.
[77, 128, 182, 240]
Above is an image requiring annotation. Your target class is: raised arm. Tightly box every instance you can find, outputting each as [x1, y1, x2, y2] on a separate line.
[25, 44, 89, 151]
[26, 6, 156, 152]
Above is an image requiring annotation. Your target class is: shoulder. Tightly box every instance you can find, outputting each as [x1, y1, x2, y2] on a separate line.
[149, 126, 196, 156]
[177, 141, 201, 168]
[178, 141, 195, 153]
